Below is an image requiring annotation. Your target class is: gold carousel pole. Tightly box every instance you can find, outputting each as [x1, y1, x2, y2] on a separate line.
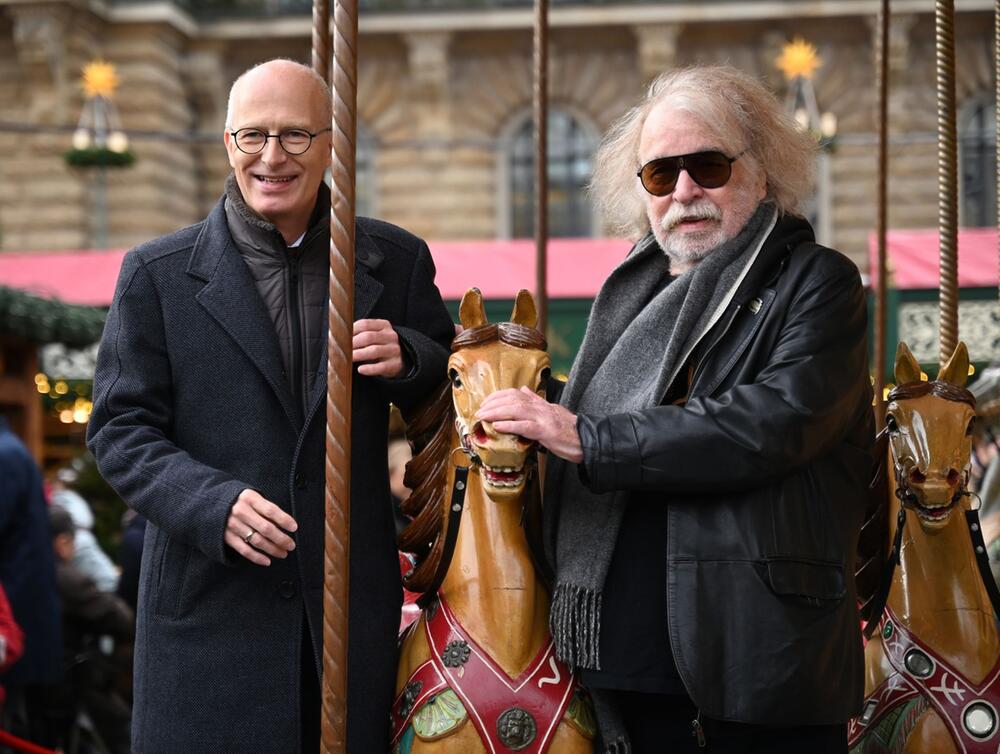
[533, 0, 549, 335]
[874, 0, 890, 416]
[321, 0, 356, 751]
[313, 0, 331, 84]
[935, 0, 960, 367]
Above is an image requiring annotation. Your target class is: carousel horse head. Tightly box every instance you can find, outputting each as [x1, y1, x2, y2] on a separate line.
[886, 341, 976, 529]
[447, 288, 551, 501]
[397, 288, 550, 592]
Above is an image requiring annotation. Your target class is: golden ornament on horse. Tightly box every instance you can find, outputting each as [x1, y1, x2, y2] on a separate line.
[391, 288, 595, 754]
[851, 341, 1000, 754]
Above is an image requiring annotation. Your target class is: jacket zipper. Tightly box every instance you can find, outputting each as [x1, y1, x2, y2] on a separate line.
[288, 252, 305, 416]
[688, 303, 742, 395]
[691, 709, 707, 748]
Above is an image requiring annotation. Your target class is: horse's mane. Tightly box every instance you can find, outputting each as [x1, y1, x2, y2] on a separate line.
[396, 322, 548, 594]
[855, 379, 977, 620]
[396, 379, 453, 593]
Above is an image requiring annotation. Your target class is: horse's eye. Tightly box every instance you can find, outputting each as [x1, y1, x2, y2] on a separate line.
[886, 414, 898, 433]
[966, 417, 976, 437]
[448, 368, 462, 389]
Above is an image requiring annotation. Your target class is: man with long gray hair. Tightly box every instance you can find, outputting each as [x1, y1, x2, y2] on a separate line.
[479, 65, 873, 752]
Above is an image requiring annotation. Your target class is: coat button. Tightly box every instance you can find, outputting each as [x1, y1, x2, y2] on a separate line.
[278, 580, 298, 599]
[295, 473, 307, 489]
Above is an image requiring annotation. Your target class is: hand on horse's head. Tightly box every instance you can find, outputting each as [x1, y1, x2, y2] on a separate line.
[476, 386, 583, 464]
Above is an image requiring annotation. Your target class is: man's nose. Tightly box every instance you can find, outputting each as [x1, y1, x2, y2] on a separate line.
[671, 169, 703, 203]
[260, 137, 288, 166]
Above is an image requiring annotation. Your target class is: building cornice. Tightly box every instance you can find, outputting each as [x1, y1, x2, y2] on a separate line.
[199, 0, 993, 39]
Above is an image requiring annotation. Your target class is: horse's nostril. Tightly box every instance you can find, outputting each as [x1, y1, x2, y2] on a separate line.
[909, 469, 926, 484]
[946, 468, 960, 487]
[473, 422, 489, 445]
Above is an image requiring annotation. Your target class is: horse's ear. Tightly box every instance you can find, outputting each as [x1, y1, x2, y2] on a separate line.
[937, 341, 970, 387]
[894, 342, 922, 385]
[459, 288, 488, 329]
[510, 289, 538, 329]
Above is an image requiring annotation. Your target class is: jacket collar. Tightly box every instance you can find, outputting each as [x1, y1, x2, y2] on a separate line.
[730, 210, 814, 304]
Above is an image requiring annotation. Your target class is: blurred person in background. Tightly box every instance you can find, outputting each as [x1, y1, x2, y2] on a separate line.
[49, 467, 120, 593]
[45, 506, 133, 754]
[387, 437, 412, 537]
[0, 583, 24, 711]
[0, 415, 61, 742]
[117, 509, 147, 612]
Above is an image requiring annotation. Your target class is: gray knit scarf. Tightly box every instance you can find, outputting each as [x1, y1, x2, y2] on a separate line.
[545, 202, 777, 664]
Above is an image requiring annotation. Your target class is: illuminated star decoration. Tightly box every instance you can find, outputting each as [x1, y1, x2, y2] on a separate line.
[81, 60, 120, 98]
[776, 38, 822, 81]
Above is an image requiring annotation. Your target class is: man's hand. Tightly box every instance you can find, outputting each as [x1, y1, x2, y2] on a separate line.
[353, 319, 405, 378]
[476, 386, 584, 463]
[225, 489, 298, 566]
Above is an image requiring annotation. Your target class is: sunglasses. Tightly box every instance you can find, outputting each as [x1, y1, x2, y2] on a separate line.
[637, 150, 746, 196]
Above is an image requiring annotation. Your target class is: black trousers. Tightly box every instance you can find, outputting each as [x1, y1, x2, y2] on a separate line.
[614, 692, 847, 754]
[301, 616, 321, 753]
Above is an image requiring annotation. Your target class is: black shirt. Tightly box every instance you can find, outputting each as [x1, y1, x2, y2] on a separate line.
[583, 272, 687, 695]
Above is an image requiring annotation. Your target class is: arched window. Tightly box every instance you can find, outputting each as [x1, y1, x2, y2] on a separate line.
[502, 109, 598, 238]
[325, 123, 376, 217]
[959, 98, 996, 228]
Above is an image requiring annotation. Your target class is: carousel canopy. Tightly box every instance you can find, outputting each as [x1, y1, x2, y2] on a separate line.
[868, 227, 998, 290]
[1, 228, 996, 311]
[0, 239, 629, 306]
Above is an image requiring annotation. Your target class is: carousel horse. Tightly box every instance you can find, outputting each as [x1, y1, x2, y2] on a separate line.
[390, 289, 595, 754]
[850, 342, 1000, 754]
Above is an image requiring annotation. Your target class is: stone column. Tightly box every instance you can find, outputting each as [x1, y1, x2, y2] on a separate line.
[390, 31, 453, 238]
[1, 1, 97, 250]
[102, 18, 200, 248]
[632, 23, 681, 84]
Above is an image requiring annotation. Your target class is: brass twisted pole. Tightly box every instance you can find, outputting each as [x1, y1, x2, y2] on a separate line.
[322, 0, 357, 752]
[874, 0, 890, 417]
[935, 0, 959, 369]
[312, 0, 331, 85]
[534, 0, 549, 335]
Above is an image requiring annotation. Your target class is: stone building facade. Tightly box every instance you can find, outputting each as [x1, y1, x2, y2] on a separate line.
[0, 0, 995, 271]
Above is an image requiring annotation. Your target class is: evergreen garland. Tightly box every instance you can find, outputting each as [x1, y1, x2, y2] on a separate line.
[0, 286, 106, 347]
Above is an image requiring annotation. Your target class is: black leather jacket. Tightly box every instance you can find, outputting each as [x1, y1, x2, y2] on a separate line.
[576, 214, 874, 724]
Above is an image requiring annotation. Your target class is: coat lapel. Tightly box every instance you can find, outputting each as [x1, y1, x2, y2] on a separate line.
[187, 200, 300, 429]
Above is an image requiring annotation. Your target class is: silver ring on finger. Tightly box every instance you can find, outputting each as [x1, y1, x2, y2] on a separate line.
[243, 528, 257, 545]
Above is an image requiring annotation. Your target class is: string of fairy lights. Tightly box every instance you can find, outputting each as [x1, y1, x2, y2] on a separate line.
[34, 373, 94, 425]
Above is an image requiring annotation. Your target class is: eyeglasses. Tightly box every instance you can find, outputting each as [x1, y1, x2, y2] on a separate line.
[230, 127, 333, 156]
[637, 150, 746, 196]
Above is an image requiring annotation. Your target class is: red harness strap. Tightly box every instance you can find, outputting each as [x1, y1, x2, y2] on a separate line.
[392, 595, 577, 753]
[849, 607, 1000, 753]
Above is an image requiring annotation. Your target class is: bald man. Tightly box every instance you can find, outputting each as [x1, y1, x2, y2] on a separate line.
[88, 59, 455, 753]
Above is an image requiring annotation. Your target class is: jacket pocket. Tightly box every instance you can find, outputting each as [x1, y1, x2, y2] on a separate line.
[764, 557, 845, 604]
[152, 535, 191, 619]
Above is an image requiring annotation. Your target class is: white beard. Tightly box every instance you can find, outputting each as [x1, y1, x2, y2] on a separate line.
[650, 187, 760, 271]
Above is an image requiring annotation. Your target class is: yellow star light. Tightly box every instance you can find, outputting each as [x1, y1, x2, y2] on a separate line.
[776, 38, 821, 81]
[82, 61, 120, 98]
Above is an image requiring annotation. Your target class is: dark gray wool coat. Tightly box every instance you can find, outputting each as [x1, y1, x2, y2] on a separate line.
[87, 197, 454, 753]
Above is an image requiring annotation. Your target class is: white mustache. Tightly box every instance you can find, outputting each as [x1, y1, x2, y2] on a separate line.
[661, 201, 722, 231]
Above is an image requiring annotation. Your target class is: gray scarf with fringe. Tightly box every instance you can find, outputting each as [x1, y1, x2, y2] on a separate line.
[544, 201, 777, 668]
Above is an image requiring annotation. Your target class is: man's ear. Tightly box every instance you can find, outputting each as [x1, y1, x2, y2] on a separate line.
[223, 131, 237, 169]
